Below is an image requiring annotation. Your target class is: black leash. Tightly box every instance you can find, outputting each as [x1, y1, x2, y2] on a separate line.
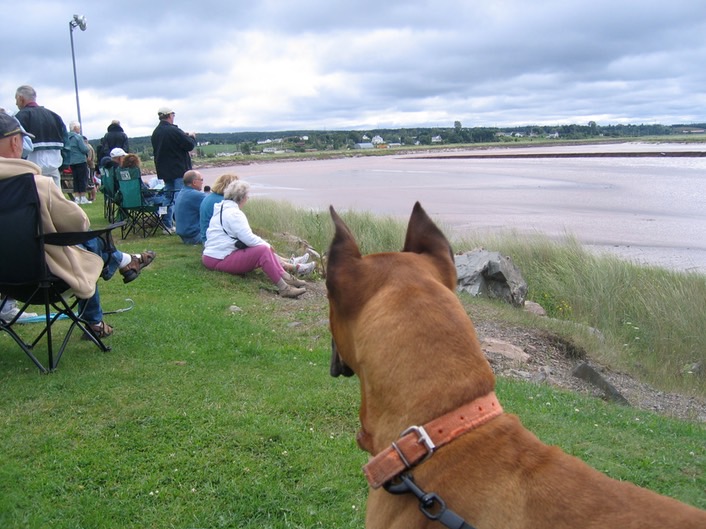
[384, 473, 477, 529]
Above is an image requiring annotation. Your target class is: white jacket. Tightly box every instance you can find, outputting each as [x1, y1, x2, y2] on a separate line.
[202, 200, 270, 259]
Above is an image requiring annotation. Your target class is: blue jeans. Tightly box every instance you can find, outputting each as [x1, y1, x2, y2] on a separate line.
[77, 237, 124, 324]
[162, 177, 183, 229]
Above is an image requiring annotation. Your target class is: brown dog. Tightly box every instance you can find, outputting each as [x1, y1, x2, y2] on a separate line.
[326, 202, 706, 529]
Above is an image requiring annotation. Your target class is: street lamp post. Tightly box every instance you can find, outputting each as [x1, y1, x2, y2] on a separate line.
[69, 14, 87, 134]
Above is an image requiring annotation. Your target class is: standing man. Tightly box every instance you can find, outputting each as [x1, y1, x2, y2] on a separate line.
[150, 107, 196, 232]
[174, 170, 206, 245]
[98, 120, 129, 161]
[14, 85, 67, 188]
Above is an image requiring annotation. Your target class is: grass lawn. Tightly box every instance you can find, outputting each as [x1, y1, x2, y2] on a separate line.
[0, 200, 703, 528]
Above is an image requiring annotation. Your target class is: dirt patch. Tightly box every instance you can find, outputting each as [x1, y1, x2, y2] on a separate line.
[280, 278, 706, 423]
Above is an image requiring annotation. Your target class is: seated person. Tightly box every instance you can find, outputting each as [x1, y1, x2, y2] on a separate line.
[202, 180, 310, 298]
[0, 113, 156, 337]
[120, 153, 169, 207]
[199, 172, 239, 243]
[174, 170, 206, 245]
[198, 172, 314, 274]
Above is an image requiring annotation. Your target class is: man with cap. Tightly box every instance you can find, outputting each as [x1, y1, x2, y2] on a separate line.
[150, 107, 196, 232]
[14, 85, 68, 188]
[0, 112, 157, 336]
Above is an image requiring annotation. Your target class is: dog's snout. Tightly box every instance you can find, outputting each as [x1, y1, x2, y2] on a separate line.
[330, 338, 354, 377]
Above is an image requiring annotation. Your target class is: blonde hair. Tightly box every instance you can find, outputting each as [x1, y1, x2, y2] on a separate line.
[211, 173, 239, 195]
[224, 180, 250, 204]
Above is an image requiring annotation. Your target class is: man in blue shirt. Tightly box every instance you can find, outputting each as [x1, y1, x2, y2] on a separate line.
[174, 170, 206, 244]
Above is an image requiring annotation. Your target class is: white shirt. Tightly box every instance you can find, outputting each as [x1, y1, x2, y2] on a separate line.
[202, 200, 270, 259]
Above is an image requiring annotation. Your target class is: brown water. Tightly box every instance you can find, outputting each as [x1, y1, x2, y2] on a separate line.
[199, 143, 706, 273]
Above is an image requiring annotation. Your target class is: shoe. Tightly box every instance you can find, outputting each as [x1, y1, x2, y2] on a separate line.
[289, 253, 310, 266]
[79, 197, 88, 204]
[81, 321, 113, 340]
[162, 227, 176, 235]
[295, 261, 316, 276]
[74, 197, 81, 204]
[0, 305, 38, 323]
[283, 273, 306, 288]
[278, 284, 306, 298]
[119, 251, 157, 283]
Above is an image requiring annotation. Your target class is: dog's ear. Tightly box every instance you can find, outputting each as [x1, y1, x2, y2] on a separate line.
[403, 202, 457, 290]
[326, 206, 363, 305]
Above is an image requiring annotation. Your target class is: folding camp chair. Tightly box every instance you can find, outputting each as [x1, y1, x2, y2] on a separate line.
[100, 165, 119, 222]
[0, 172, 123, 373]
[115, 167, 168, 239]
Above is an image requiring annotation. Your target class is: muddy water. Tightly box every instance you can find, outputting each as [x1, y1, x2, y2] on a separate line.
[199, 143, 706, 273]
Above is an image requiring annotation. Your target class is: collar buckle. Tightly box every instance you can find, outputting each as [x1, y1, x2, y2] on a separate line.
[398, 425, 436, 464]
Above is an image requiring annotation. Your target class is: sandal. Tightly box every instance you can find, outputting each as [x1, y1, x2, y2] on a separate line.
[81, 321, 114, 340]
[119, 250, 157, 284]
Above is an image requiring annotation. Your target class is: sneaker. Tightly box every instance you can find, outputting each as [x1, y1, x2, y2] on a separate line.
[119, 251, 157, 283]
[79, 197, 88, 204]
[295, 261, 316, 276]
[0, 305, 39, 323]
[289, 253, 310, 266]
[74, 197, 81, 204]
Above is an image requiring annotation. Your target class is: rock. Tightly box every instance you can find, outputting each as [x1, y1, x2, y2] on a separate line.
[480, 338, 530, 362]
[572, 362, 630, 406]
[456, 249, 528, 307]
[524, 301, 547, 316]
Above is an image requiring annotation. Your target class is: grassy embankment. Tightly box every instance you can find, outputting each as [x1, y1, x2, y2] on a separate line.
[0, 199, 703, 528]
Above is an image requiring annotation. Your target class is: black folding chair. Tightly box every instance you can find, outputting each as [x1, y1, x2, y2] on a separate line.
[0, 173, 122, 373]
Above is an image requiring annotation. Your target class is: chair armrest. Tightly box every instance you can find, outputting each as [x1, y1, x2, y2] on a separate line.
[43, 221, 126, 247]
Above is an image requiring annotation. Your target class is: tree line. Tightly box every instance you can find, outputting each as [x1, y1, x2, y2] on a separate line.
[116, 122, 706, 159]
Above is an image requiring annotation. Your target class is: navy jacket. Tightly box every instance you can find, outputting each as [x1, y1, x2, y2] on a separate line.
[98, 123, 129, 159]
[150, 120, 196, 182]
[15, 104, 66, 152]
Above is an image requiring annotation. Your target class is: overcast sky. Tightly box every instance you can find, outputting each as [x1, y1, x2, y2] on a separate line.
[3, 1, 706, 140]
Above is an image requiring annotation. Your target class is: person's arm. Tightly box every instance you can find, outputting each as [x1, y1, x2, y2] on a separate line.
[43, 179, 91, 232]
[226, 208, 269, 248]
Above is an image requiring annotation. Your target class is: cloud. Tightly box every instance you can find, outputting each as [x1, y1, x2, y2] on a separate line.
[3, 0, 706, 139]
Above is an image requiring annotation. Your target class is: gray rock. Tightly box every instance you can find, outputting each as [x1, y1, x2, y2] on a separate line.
[456, 249, 528, 307]
[572, 362, 630, 406]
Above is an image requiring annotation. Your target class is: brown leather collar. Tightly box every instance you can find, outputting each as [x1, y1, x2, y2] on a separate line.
[363, 392, 503, 489]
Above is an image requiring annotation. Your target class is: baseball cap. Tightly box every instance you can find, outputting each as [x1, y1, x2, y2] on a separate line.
[0, 112, 35, 139]
[157, 106, 174, 117]
[110, 147, 127, 157]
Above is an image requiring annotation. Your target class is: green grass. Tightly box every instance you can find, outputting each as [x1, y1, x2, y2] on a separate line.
[0, 199, 704, 528]
[452, 230, 706, 395]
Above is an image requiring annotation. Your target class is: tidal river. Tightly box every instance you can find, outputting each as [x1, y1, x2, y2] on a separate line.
[199, 142, 706, 273]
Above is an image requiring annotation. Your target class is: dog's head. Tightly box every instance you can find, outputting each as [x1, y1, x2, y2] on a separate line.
[326, 202, 457, 378]
[326, 202, 494, 452]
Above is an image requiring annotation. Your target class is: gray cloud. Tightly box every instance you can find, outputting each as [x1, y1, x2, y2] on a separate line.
[3, 0, 705, 139]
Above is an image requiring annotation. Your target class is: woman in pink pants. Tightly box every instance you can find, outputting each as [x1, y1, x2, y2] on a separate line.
[202, 180, 307, 298]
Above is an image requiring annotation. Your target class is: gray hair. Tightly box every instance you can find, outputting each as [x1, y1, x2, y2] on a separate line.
[224, 180, 250, 204]
[69, 121, 80, 131]
[15, 85, 37, 101]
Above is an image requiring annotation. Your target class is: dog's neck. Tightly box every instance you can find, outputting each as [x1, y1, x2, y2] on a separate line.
[356, 344, 497, 457]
